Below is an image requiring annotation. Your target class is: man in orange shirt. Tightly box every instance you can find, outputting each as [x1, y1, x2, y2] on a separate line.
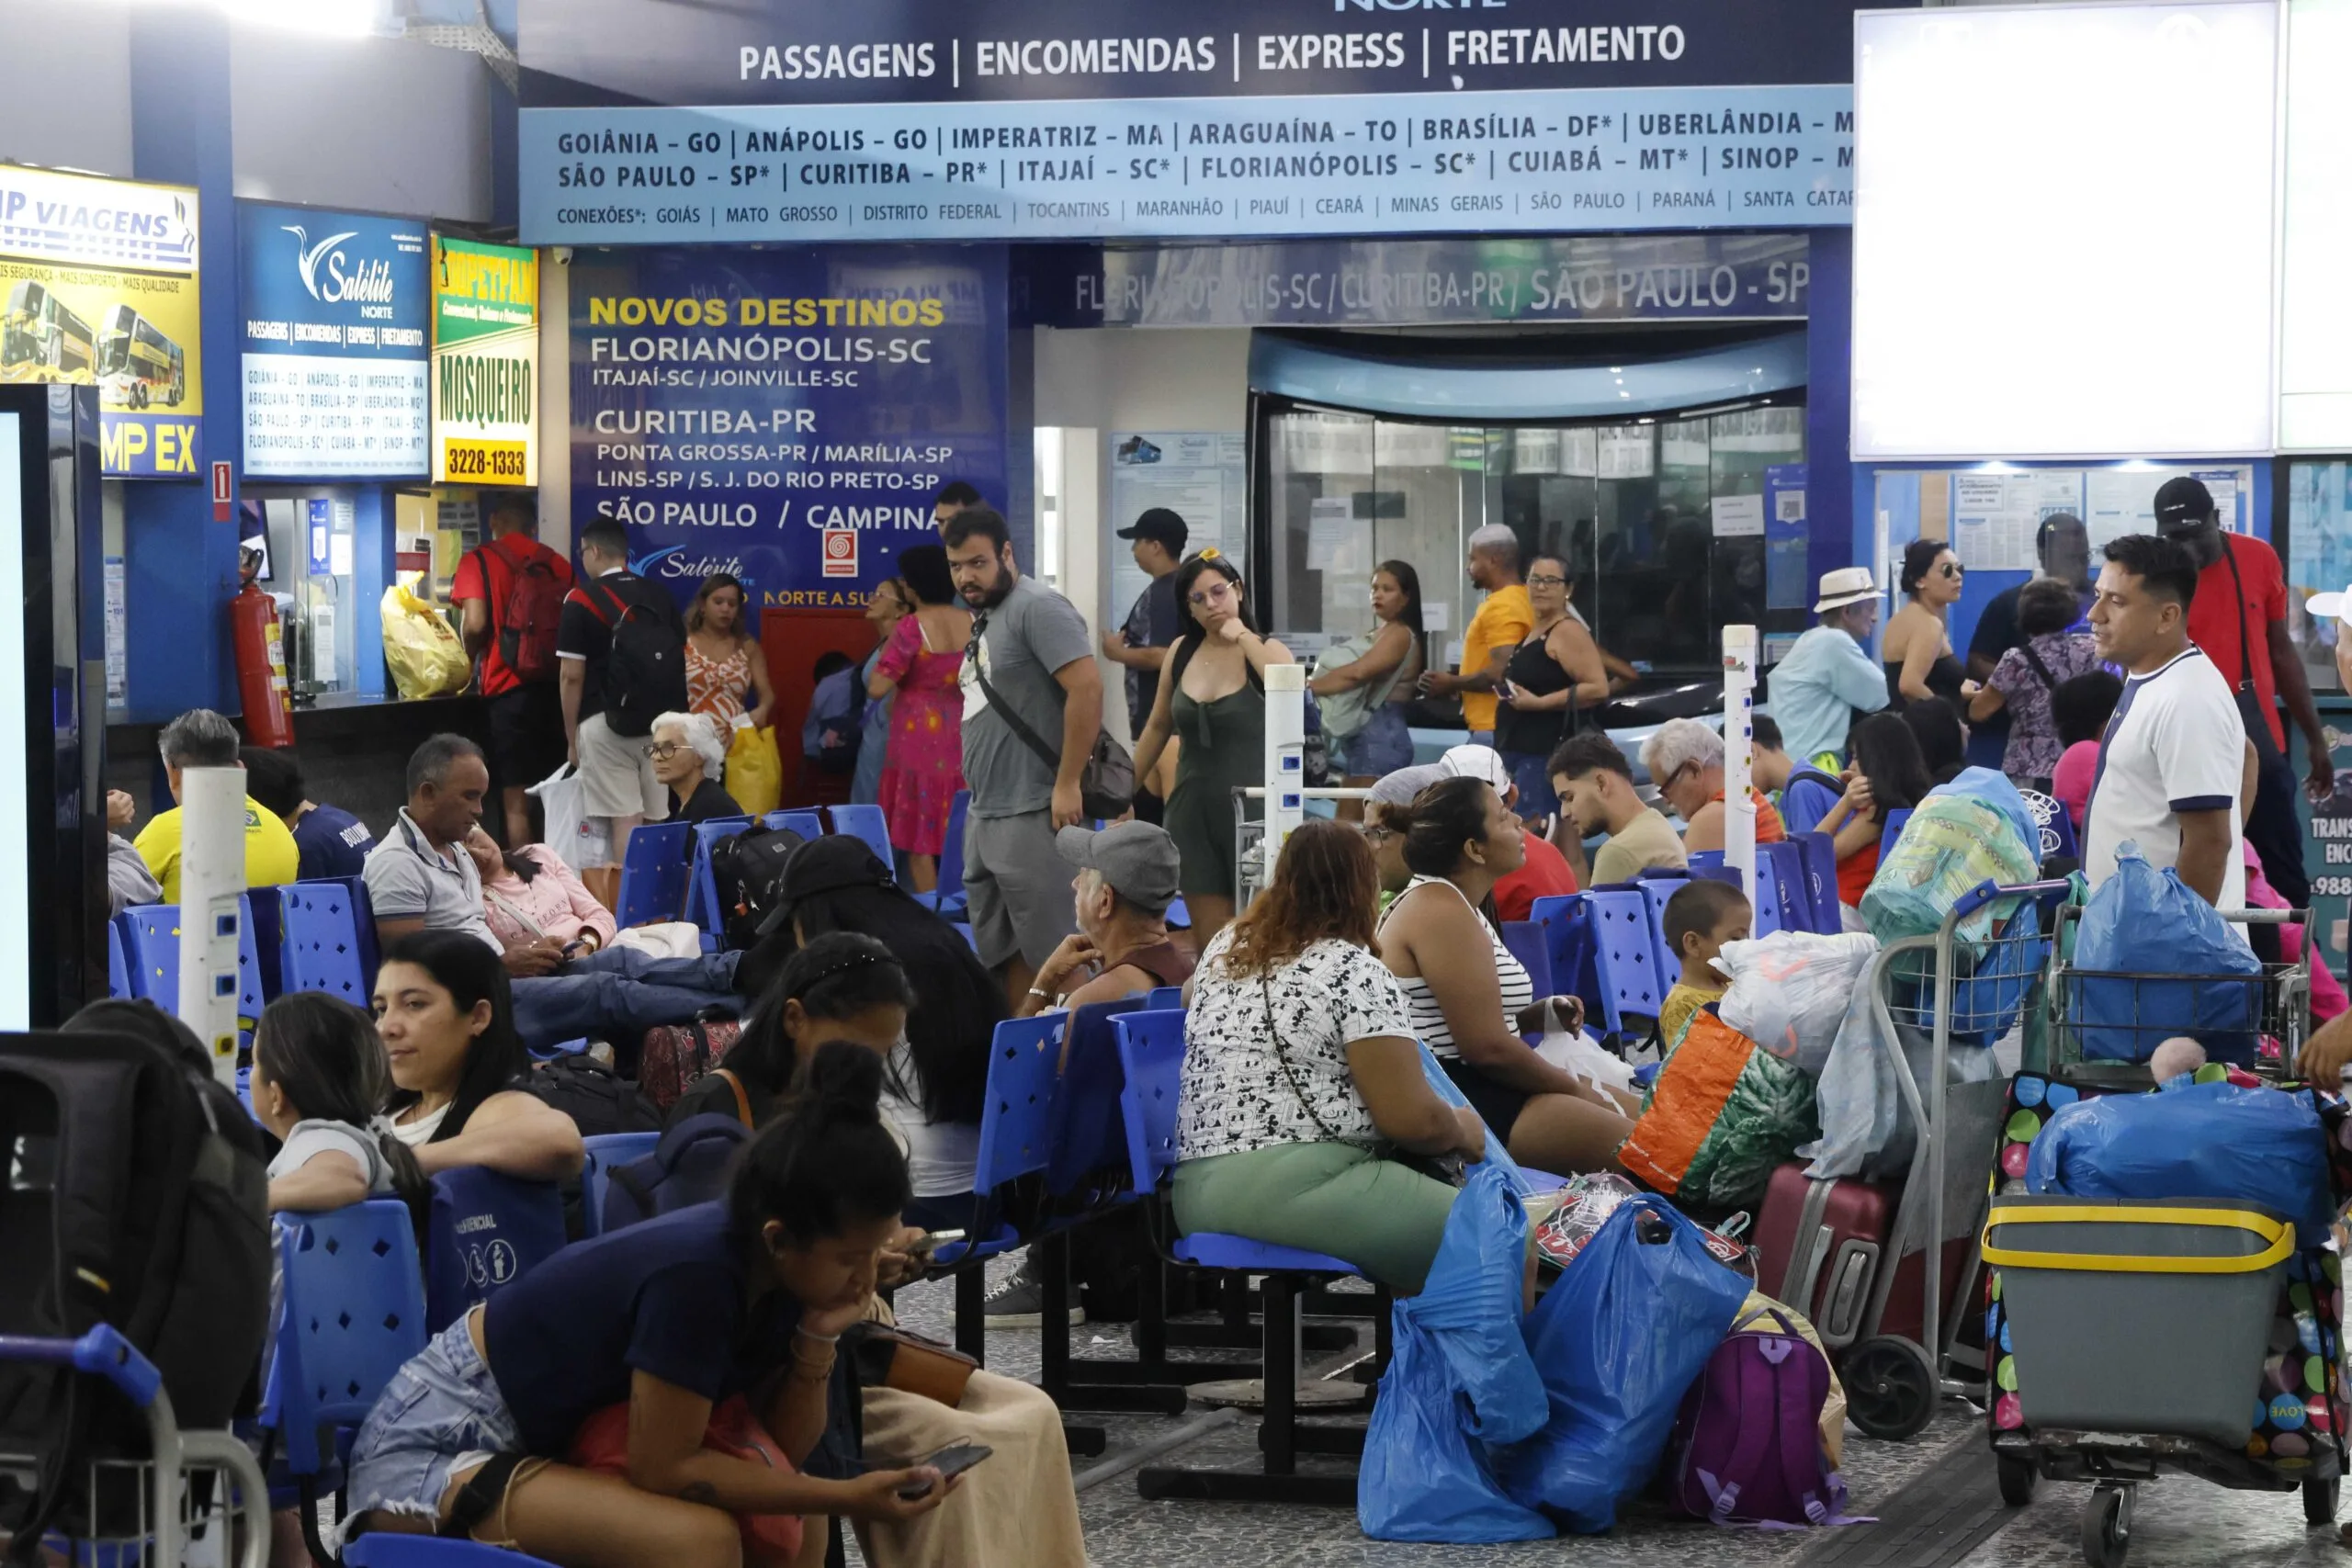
[1641, 717, 1785, 852]
[1420, 525, 1532, 747]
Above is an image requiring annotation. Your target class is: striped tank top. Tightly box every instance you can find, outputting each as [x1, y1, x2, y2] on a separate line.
[1378, 874, 1534, 1060]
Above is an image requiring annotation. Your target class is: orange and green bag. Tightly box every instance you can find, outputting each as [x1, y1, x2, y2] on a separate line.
[1621, 1011, 1818, 1211]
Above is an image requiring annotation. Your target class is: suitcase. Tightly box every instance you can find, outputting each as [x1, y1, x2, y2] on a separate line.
[636, 1017, 742, 1111]
[1750, 1160, 1977, 1352]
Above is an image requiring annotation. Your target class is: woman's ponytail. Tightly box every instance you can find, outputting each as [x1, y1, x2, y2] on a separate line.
[729, 1040, 911, 1248]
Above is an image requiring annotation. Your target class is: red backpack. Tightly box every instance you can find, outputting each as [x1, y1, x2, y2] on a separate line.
[477, 536, 566, 683]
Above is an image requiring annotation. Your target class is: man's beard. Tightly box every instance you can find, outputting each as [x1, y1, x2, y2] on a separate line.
[963, 575, 1014, 610]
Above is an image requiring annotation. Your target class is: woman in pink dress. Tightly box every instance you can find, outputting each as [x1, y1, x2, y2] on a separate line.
[868, 545, 971, 892]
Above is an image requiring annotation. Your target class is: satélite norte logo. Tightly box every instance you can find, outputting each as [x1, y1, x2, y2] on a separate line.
[285, 224, 395, 306]
[822, 529, 859, 578]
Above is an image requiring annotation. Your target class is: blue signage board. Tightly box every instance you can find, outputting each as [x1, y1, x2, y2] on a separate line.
[571, 245, 1010, 610]
[1020, 232, 1815, 328]
[516, 0, 1873, 243]
[237, 202, 431, 479]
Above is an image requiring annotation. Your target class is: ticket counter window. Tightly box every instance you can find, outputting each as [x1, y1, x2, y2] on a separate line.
[250, 492, 358, 698]
[1262, 400, 1804, 676]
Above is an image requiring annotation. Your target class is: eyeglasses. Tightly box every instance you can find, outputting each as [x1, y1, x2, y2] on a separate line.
[1360, 824, 1397, 845]
[642, 741, 686, 761]
[1939, 562, 1964, 579]
[1527, 574, 1569, 588]
[1188, 580, 1234, 607]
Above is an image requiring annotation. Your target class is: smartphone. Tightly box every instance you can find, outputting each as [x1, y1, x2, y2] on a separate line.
[907, 1228, 966, 1260]
[898, 1442, 993, 1498]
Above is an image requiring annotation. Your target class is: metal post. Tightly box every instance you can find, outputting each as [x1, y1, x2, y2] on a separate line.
[1262, 663, 1305, 866]
[175, 766, 246, 1088]
[1722, 624, 1758, 906]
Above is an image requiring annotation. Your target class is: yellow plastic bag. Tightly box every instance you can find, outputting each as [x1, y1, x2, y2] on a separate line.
[723, 724, 784, 818]
[380, 582, 471, 700]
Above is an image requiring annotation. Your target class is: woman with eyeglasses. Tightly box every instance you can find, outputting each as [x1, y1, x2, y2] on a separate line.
[1132, 550, 1294, 947]
[1884, 538, 1974, 711]
[647, 710, 743, 824]
[1493, 552, 1609, 823]
[867, 545, 972, 894]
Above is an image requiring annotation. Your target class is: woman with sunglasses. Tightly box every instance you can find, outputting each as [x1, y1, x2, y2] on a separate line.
[1493, 552, 1609, 824]
[1884, 538, 1974, 712]
[1131, 549, 1294, 948]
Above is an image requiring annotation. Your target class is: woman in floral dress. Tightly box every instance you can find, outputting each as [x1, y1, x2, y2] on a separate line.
[867, 545, 969, 892]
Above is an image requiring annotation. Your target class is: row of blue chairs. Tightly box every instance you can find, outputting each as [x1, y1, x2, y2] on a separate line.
[109, 876, 379, 1034]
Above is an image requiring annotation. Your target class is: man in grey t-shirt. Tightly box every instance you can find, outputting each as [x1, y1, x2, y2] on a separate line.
[946, 507, 1106, 1001]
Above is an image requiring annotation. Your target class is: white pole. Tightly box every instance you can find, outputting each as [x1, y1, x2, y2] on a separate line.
[175, 766, 247, 1089]
[1263, 663, 1306, 869]
[1723, 625, 1758, 907]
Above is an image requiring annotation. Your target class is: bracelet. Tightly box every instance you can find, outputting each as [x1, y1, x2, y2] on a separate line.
[1026, 986, 1053, 1002]
[796, 1326, 841, 1345]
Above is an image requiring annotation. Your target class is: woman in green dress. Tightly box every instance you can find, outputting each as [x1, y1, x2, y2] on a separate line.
[1131, 549, 1294, 949]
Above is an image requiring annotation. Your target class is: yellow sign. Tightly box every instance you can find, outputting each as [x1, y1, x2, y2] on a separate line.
[0, 166, 203, 477]
[432, 236, 537, 486]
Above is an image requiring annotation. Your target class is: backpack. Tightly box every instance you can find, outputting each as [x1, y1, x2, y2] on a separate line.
[637, 1018, 743, 1111]
[708, 825, 806, 950]
[521, 1055, 662, 1138]
[478, 537, 567, 684]
[0, 1032, 271, 1543]
[1668, 1304, 1850, 1528]
[602, 1111, 752, 1233]
[579, 577, 688, 738]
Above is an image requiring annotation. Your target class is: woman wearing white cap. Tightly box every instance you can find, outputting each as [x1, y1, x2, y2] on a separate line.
[1768, 568, 1892, 767]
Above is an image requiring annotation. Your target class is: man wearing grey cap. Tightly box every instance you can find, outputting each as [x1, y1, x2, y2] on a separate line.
[1102, 507, 1188, 746]
[1014, 821, 1197, 1017]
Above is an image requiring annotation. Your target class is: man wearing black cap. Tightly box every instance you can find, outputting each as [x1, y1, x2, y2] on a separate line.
[1102, 506, 1187, 742]
[2156, 475, 2330, 906]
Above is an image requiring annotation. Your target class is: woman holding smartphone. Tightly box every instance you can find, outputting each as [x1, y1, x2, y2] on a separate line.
[1494, 552, 1608, 825]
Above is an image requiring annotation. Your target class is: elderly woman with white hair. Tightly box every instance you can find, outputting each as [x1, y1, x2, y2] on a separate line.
[1639, 716, 1786, 854]
[647, 709, 743, 824]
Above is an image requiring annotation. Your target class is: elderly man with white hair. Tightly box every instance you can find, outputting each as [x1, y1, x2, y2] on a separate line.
[1641, 716, 1787, 854]
[1418, 523, 1531, 748]
[647, 709, 742, 824]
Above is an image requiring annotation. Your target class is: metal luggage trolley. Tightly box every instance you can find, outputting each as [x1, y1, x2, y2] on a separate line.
[1986, 901, 2327, 1568]
[0, 1325, 270, 1568]
[1826, 877, 2075, 1440]
[1232, 785, 1374, 911]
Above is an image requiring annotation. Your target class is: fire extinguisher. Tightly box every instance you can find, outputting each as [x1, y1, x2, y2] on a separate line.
[231, 579, 296, 749]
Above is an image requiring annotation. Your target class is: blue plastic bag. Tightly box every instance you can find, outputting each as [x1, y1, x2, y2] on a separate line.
[2072, 843, 2260, 1063]
[1359, 1165, 1552, 1542]
[1494, 1197, 1750, 1533]
[2024, 1080, 2332, 1241]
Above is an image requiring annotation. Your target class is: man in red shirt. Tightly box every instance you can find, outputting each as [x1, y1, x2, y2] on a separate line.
[2156, 476, 2329, 906]
[450, 498, 575, 847]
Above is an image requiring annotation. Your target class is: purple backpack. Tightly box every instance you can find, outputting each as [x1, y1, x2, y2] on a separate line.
[1668, 1307, 1860, 1529]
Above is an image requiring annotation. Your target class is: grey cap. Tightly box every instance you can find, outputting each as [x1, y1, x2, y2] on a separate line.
[1057, 820, 1181, 916]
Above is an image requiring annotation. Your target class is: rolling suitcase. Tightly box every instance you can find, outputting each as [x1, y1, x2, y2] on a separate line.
[636, 1017, 741, 1111]
[1750, 1161, 1976, 1353]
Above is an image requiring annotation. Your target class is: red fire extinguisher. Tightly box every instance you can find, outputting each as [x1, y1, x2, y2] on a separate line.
[231, 580, 296, 749]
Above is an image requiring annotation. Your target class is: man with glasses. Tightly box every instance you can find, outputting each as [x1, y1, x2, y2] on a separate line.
[945, 506, 1105, 1007]
[1641, 716, 1786, 853]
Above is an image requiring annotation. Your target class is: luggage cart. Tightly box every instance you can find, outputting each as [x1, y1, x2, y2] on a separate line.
[1232, 786, 1374, 911]
[1813, 877, 2074, 1441]
[0, 1325, 269, 1568]
[1987, 903, 2329, 1567]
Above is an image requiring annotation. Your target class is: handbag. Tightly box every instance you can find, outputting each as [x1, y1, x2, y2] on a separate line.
[2221, 543, 2310, 906]
[1310, 627, 1413, 740]
[847, 1323, 978, 1406]
[569, 1395, 803, 1564]
[965, 614, 1135, 818]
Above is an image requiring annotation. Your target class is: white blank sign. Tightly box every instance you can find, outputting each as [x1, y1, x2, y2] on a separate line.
[1851, 2, 2278, 460]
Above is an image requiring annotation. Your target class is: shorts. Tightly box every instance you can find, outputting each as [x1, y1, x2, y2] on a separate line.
[1442, 1055, 1530, 1145]
[962, 807, 1078, 972]
[341, 1313, 521, 1542]
[486, 685, 564, 794]
[576, 712, 668, 821]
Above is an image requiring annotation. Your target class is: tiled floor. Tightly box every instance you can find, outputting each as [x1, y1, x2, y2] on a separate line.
[873, 1257, 2352, 1567]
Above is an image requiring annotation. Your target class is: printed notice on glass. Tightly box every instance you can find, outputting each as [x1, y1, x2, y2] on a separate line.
[1710, 493, 1765, 538]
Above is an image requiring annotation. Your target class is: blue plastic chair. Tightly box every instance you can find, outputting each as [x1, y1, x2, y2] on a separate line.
[1501, 919, 1552, 998]
[424, 1168, 568, 1333]
[1791, 831, 1842, 935]
[580, 1131, 662, 1238]
[1532, 888, 1668, 1038]
[827, 802, 894, 866]
[935, 1015, 1060, 1357]
[119, 900, 266, 1050]
[1762, 840, 1813, 933]
[911, 790, 968, 918]
[1882, 807, 1912, 856]
[1114, 1008, 1366, 1504]
[689, 817, 754, 936]
[615, 820, 693, 929]
[1146, 986, 1184, 1010]
[280, 882, 370, 1009]
[763, 809, 825, 840]
[1688, 851, 1784, 938]
[1047, 999, 1150, 1198]
[346, 1538, 562, 1568]
[106, 919, 130, 999]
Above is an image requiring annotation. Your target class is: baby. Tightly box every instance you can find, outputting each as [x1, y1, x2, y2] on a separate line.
[2149, 1036, 2207, 1086]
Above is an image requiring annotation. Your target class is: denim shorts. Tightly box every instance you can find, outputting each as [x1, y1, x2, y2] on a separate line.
[340, 1313, 522, 1541]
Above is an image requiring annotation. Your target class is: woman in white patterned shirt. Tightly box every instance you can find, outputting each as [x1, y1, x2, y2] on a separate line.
[1172, 819, 1487, 1293]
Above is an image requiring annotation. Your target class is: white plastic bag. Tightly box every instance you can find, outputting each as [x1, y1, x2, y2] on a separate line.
[1535, 1027, 1637, 1096]
[608, 921, 700, 958]
[1798, 980, 1998, 1179]
[527, 762, 610, 876]
[1716, 930, 1879, 1077]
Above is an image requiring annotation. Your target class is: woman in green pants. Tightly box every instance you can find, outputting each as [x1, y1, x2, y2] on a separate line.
[1170, 818, 1488, 1294]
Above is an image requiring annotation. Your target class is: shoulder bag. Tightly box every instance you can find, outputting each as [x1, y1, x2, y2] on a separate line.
[1260, 978, 1464, 1186]
[965, 613, 1135, 818]
[1310, 626, 1412, 740]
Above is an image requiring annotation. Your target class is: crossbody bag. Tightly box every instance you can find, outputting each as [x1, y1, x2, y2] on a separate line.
[1259, 979, 1464, 1186]
[964, 614, 1135, 817]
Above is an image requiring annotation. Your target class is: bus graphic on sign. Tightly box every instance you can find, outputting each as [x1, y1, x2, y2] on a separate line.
[0, 280, 96, 382]
[97, 304, 187, 409]
[821, 528, 857, 578]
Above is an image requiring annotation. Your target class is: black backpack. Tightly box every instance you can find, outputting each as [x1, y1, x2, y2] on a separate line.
[602, 1112, 752, 1234]
[580, 576, 689, 738]
[709, 826, 807, 950]
[522, 1055, 662, 1138]
[0, 1030, 270, 1544]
